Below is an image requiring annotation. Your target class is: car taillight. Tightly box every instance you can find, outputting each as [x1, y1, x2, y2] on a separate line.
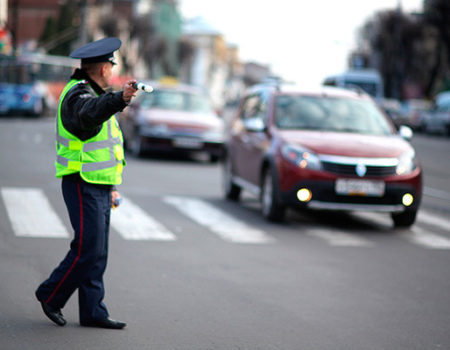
[23, 93, 31, 103]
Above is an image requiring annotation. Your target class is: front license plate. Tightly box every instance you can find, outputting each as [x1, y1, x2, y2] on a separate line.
[173, 138, 203, 149]
[335, 179, 385, 197]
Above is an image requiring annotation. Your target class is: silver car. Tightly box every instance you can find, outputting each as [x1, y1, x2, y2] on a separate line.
[423, 91, 450, 136]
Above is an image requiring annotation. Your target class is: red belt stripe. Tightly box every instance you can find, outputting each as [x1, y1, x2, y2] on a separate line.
[46, 183, 84, 304]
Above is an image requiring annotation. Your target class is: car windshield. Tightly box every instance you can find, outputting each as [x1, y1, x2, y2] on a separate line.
[274, 95, 393, 135]
[140, 90, 212, 113]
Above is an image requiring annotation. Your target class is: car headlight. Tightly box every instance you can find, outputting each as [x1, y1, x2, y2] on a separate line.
[281, 144, 322, 170]
[396, 150, 417, 175]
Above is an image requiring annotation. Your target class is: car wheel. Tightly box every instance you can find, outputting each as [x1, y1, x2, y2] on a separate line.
[223, 157, 241, 201]
[261, 168, 286, 222]
[131, 134, 144, 157]
[391, 210, 417, 228]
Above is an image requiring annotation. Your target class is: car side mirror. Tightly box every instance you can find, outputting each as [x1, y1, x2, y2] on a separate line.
[399, 125, 413, 140]
[244, 117, 266, 132]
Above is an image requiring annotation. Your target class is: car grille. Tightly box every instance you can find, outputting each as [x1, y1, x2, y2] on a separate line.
[321, 161, 397, 177]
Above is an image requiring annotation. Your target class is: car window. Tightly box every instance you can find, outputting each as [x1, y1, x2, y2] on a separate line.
[187, 93, 212, 113]
[141, 90, 184, 110]
[140, 90, 212, 113]
[274, 95, 393, 135]
[240, 94, 266, 122]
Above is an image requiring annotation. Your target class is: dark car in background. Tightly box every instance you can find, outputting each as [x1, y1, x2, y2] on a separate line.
[223, 83, 422, 227]
[120, 80, 224, 162]
[422, 91, 450, 136]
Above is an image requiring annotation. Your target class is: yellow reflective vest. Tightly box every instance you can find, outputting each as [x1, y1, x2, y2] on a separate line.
[55, 79, 125, 185]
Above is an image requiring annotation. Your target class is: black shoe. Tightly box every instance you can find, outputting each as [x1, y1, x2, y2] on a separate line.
[80, 317, 126, 329]
[38, 300, 67, 326]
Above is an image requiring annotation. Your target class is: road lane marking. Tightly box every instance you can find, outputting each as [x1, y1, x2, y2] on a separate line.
[110, 196, 176, 241]
[163, 196, 274, 244]
[306, 228, 374, 247]
[353, 210, 450, 235]
[343, 211, 450, 249]
[423, 187, 450, 201]
[1, 187, 69, 238]
[400, 227, 450, 249]
[417, 210, 450, 233]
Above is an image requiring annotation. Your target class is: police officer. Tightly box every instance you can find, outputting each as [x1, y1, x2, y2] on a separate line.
[35, 38, 137, 329]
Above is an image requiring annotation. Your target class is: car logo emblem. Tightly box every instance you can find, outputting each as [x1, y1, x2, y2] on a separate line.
[356, 164, 367, 177]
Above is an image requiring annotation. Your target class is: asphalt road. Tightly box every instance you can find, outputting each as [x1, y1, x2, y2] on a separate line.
[1, 117, 450, 350]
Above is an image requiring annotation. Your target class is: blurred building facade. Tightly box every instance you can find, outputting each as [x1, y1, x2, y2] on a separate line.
[1, 0, 272, 108]
[6, 0, 61, 52]
[181, 16, 245, 108]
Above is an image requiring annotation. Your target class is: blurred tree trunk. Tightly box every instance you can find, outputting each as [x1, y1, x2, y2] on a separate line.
[357, 7, 447, 99]
[424, 0, 450, 94]
[38, 1, 78, 56]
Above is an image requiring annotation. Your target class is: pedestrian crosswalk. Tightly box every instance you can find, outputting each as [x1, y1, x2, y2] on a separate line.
[111, 196, 176, 241]
[164, 196, 273, 244]
[306, 228, 374, 247]
[402, 226, 450, 250]
[1, 188, 69, 238]
[1, 186, 450, 250]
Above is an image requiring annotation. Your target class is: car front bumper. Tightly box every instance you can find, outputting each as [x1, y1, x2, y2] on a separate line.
[280, 180, 421, 213]
[139, 134, 224, 156]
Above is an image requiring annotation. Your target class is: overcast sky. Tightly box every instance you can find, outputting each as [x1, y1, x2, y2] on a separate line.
[179, 0, 424, 86]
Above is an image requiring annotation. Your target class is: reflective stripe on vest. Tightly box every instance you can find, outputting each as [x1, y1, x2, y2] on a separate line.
[55, 79, 125, 185]
[56, 155, 118, 172]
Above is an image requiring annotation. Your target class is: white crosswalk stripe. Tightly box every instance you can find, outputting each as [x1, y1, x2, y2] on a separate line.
[400, 226, 450, 250]
[1, 187, 69, 238]
[110, 196, 176, 241]
[306, 228, 374, 247]
[2, 186, 450, 249]
[163, 196, 274, 244]
[349, 211, 450, 249]
[417, 210, 450, 233]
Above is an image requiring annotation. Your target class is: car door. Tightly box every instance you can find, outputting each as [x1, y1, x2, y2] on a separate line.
[232, 92, 270, 189]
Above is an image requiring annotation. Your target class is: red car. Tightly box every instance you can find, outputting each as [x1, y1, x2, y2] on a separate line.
[120, 81, 224, 162]
[223, 84, 422, 227]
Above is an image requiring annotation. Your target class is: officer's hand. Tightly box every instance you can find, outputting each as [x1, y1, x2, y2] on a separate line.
[111, 191, 122, 209]
[122, 80, 137, 103]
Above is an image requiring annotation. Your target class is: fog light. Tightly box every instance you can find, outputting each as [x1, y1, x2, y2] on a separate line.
[297, 188, 312, 202]
[402, 193, 414, 207]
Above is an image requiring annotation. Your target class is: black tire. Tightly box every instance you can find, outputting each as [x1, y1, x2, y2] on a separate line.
[261, 168, 286, 222]
[223, 156, 241, 201]
[391, 210, 417, 228]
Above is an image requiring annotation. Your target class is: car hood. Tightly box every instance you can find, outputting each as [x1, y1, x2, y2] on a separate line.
[141, 109, 222, 130]
[279, 130, 412, 158]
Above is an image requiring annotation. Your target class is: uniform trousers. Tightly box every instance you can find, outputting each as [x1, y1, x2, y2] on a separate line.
[36, 177, 112, 322]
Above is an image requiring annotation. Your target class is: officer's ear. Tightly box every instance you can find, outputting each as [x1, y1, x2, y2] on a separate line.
[100, 63, 108, 77]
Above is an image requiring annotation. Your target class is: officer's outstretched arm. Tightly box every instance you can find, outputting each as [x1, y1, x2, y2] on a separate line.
[122, 80, 137, 103]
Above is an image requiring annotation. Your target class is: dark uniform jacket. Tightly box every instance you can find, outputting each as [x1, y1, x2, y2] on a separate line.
[61, 68, 127, 187]
[61, 68, 127, 141]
